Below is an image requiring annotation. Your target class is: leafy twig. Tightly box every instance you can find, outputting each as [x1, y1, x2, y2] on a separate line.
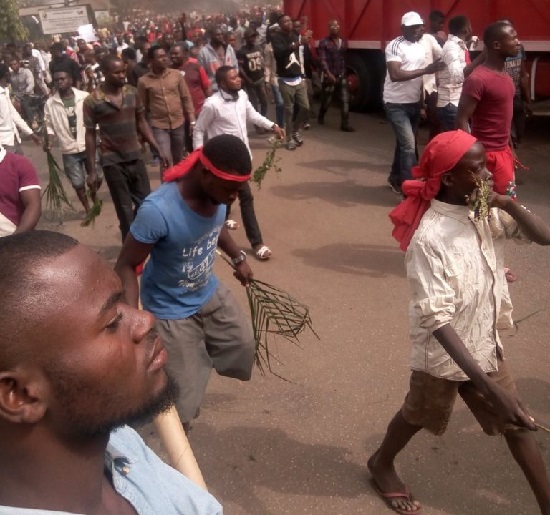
[42, 137, 74, 222]
[251, 138, 282, 189]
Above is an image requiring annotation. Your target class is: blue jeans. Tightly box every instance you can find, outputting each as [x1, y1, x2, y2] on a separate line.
[270, 83, 284, 127]
[385, 102, 421, 187]
[437, 103, 458, 133]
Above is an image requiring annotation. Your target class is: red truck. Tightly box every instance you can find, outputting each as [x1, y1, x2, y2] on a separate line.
[284, 0, 550, 110]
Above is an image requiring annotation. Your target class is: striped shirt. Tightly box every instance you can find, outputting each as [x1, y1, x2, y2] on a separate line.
[383, 36, 426, 104]
[83, 84, 143, 166]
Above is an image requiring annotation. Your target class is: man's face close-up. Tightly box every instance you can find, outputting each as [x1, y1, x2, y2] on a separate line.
[37, 245, 176, 438]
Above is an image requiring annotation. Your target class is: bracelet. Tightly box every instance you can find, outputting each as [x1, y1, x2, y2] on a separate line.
[231, 250, 246, 266]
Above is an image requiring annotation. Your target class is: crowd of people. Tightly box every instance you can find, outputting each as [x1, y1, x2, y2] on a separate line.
[0, 4, 549, 515]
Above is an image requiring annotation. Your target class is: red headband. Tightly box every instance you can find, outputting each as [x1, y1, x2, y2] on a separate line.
[389, 130, 478, 252]
[163, 148, 252, 183]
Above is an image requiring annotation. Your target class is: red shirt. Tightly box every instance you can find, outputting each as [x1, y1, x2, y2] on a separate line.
[176, 61, 209, 115]
[462, 66, 515, 151]
[0, 152, 40, 226]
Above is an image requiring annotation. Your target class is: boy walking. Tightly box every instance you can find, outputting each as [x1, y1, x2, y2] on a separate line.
[369, 130, 550, 514]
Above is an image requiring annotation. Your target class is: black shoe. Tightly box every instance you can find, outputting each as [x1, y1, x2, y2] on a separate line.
[341, 125, 356, 132]
[387, 178, 402, 196]
[292, 131, 304, 146]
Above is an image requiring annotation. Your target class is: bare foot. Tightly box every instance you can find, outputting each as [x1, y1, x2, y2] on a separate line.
[368, 451, 421, 513]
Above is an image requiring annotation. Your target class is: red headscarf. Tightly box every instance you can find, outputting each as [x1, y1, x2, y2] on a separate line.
[163, 147, 252, 183]
[389, 130, 477, 251]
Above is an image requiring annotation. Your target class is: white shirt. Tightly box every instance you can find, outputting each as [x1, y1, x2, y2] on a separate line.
[193, 89, 274, 157]
[419, 33, 442, 95]
[437, 34, 469, 107]
[383, 36, 426, 104]
[44, 88, 89, 154]
[406, 200, 529, 381]
[0, 85, 33, 146]
[31, 48, 46, 72]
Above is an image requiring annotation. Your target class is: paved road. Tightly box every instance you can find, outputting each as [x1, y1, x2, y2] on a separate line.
[33, 107, 550, 515]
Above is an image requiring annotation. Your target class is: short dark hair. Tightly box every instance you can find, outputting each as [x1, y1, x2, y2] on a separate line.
[0, 63, 9, 81]
[50, 42, 63, 53]
[52, 68, 73, 82]
[147, 44, 163, 60]
[0, 231, 79, 368]
[171, 43, 189, 53]
[121, 47, 137, 61]
[203, 134, 252, 176]
[100, 54, 122, 73]
[215, 65, 234, 86]
[448, 15, 470, 36]
[483, 21, 511, 48]
[429, 10, 445, 21]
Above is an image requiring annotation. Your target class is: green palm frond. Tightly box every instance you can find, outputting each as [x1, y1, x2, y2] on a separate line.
[251, 138, 282, 189]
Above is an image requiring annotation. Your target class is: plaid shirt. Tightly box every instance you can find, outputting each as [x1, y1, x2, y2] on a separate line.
[318, 36, 347, 77]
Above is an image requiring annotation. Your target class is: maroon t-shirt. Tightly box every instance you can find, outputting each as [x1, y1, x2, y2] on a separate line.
[177, 62, 208, 115]
[0, 152, 40, 226]
[462, 66, 515, 151]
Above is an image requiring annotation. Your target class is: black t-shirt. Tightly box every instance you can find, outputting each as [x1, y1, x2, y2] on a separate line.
[237, 44, 265, 82]
[62, 95, 77, 139]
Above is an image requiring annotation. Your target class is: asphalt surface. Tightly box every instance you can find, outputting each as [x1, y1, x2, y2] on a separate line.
[33, 106, 550, 515]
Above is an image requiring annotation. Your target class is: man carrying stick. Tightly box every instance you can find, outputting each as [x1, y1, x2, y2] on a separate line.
[115, 134, 256, 432]
[368, 130, 550, 514]
[0, 230, 222, 514]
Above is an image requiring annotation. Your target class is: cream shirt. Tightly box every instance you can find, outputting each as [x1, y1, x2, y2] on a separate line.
[437, 35, 469, 107]
[419, 33, 442, 95]
[406, 200, 529, 381]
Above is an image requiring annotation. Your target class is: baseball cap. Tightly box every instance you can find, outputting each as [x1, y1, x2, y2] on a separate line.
[401, 12, 424, 27]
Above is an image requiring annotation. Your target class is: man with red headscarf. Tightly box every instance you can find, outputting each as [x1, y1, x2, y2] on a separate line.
[115, 134, 256, 433]
[368, 130, 550, 515]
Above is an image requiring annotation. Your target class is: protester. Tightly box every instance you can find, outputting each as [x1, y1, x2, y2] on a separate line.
[436, 15, 486, 132]
[194, 66, 283, 261]
[369, 130, 550, 515]
[83, 48, 104, 92]
[9, 56, 36, 129]
[271, 15, 310, 150]
[263, 25, 285, 129]
[317, 19, 354, 132]
[383, 11, 445, 195]
[49, 42, 81, 87]
[129, 41, 151, 87]
[44, 70, 102, 214]
[237, 28, 269, 128]
[0, 230, 223, 514]
[0, 145, 41, 236]
[0, 64, 40, 154]
[138, 45, 195, 173]
[456, 21, 519, 197]
[84, 55, 167, 241]
[198, 27, 238, 92]
[115, 135, 257, 431]
[170, 43, 211, 152]
[419, 14, 443, 140]
[502, 20, 532, 147]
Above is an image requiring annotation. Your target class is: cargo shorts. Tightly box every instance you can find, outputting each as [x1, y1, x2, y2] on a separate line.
[156, 281, 256, 424]
[401, 358, 519, 436]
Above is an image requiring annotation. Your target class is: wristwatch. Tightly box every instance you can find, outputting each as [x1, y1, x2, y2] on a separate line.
[231, 250, 247, 266]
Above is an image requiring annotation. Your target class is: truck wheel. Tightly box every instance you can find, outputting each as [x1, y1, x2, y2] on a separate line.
[346, 52, 382, 112]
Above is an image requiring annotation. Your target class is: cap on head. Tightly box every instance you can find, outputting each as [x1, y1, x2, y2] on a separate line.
[401, 11, 424, 27]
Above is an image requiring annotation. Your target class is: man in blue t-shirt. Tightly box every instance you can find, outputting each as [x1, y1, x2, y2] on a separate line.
[116, 134, 256, 430]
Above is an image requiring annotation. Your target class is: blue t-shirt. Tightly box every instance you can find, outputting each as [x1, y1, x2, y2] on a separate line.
[130, 182, 226, 320]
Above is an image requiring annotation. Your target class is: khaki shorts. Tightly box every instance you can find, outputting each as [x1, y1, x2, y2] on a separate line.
[401, 358, 518, 436]
[156, 282, 255, 423]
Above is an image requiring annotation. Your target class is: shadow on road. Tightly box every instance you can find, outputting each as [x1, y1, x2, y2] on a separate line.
[270, 181, 398, 208]
[192, 423, 369, 515]
[293, 243, 405, 278]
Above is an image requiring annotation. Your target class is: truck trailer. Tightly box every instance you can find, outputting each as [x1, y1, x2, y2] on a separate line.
[284, 0, 550, 110]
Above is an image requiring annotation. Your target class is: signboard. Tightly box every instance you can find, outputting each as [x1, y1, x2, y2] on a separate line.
[38, 6, 91, 34]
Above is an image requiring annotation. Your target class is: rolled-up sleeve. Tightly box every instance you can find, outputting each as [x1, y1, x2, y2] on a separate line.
[406, 241, 456, 331]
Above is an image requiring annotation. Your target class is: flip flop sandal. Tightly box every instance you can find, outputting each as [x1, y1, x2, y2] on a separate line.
[371, 478, 422, 515]
[224, 219, 239, 230]
[255, 245, 272, 260]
